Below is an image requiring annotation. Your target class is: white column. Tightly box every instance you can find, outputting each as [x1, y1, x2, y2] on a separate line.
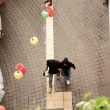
[46, 6, 56, 91]
[46, 17, 54, 60]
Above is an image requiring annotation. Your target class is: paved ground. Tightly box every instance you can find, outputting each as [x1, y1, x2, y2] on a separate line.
[0, 0, 109, 110]
[0, 0, 46, 110]
[54, 0, 109, 109]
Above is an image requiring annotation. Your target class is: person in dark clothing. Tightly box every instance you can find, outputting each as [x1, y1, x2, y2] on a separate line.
[44, 0, 52, 6]
[44, 59, 60, 93]
[60, 58, 76, 85]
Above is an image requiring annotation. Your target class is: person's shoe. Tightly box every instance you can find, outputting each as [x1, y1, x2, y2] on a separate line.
[48, 87, 52, 93]
[67, 80, 70, 85]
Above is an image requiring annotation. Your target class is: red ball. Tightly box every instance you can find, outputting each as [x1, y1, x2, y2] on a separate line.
[46, 6, 54, 17]
[0, 105, 6, 110]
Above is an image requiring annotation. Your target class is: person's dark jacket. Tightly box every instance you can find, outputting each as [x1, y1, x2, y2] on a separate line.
[46, 59, 60, 74]
[60, 58, 76, 76]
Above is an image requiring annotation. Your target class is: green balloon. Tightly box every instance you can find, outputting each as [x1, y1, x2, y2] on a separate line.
[41, 11, 49, 19]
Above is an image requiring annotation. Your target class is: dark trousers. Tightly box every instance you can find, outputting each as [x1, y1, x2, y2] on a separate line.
[49, 74, 53, 88]
[61, 68, 71, 80]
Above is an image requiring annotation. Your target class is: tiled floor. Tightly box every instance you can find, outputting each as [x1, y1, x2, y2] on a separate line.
[0, 0, 109, 110]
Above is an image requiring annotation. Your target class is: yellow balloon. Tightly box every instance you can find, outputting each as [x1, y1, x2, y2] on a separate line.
[14, 70, 24, 80]
[30, 36, 38, 45]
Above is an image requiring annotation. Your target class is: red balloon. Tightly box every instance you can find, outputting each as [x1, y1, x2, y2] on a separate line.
[19, 67, 27, 75]
[46, 6, 54, 17]
[15, 64, 27, 74]
[16, 64, 23, 70]
[0, 105, 6, 110]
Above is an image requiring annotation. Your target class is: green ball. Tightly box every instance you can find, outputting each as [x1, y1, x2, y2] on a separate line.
[41, 11, 49, 19]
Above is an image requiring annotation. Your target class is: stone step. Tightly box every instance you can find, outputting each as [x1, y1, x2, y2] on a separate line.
[47, 92, 72, 109]
[55, 75, 71, 92]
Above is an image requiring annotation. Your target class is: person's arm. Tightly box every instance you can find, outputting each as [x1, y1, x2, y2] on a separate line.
[45, 65, 48, 71]
[69, 62, 76, 69]
[43, 65, 48, 76]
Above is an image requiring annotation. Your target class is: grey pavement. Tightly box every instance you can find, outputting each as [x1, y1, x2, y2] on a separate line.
[54, 0, 109, 110]
[0, 0, 109, 110]
[0, 0, 46, 110]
